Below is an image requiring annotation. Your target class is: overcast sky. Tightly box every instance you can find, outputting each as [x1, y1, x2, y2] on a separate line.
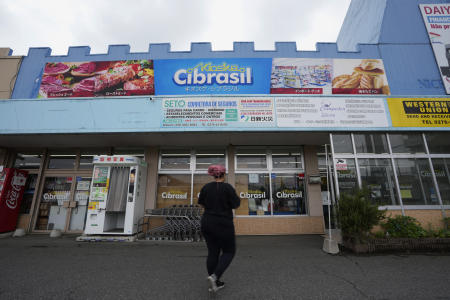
[0, 0, 351, 56]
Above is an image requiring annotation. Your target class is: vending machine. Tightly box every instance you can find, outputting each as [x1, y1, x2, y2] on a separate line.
[0, 167, 28, 233]
[83, 156, 147, 236]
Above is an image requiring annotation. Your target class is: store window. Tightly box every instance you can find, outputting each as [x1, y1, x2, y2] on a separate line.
[332, 134, 353, 154]
[236, 149, 267, 169]
[235, 173, 270, 215]
[395, 158, 437, 205]
[432, 158, 450, 205]
[196, 149, 226, 170]
[272, 148, 302, 169]
[160, 150, 191, 170]
[235, 147, 305, 216]
[425, 133, 450, 154]
[19, 174, 38, 214]
[48, 154, 77, 169]
[358, 158, 398, 205]
[14, 154, 43, 169]
[157, 149, 227, 208]
[157, 174, 191, 208]
[336, 158, 357, 197]
[389, 133, 426, 154]
[271, 173, 305, 215]
[354, 133, 389, 154]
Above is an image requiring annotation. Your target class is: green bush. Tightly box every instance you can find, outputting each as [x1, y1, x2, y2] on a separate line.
[381, 215, 426, 238]
[444, 217, 450, 230]
[337, 188, 386, 243]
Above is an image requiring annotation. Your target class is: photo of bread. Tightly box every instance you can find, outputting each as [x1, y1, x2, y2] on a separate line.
[332, 59, 390, 94]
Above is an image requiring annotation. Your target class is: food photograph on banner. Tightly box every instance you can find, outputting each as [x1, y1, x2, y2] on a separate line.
[38, 60, 154, 98]
[154, 58, 272, 95]
[332, 59, 390, 95]
[270, 58, 333, 94]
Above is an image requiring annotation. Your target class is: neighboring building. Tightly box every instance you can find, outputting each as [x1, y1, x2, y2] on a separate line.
[0, 0, 449, 235]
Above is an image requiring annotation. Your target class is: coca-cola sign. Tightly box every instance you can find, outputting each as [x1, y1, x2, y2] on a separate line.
[5, 171, 26, 210]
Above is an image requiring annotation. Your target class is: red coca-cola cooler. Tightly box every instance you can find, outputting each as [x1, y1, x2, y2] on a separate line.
[0, 167, 28, 233]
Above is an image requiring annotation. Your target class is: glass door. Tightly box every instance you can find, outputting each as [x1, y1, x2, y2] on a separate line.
[34, 176, 92, 232]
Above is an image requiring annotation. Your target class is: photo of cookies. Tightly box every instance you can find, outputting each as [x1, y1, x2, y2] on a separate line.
[332, 59, 390, 95]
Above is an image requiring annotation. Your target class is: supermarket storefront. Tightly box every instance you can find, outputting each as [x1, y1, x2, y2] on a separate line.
[1, 0, 450, 235]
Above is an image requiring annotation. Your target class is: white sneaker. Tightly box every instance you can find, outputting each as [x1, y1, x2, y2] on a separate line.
[207, 274, 218, 292]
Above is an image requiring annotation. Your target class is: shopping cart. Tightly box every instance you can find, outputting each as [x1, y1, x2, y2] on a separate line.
[138, 205, 204, 242]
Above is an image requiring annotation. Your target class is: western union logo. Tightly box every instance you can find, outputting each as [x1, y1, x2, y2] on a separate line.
[403, 100, 449, 114]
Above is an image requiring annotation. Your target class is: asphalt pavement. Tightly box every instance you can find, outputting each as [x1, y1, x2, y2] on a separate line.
[0, 234, 449, 300]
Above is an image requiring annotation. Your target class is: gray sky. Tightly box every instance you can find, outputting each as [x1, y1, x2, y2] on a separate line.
[0, 0, 351, 56]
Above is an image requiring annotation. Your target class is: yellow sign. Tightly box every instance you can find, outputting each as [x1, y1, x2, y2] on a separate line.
[388, 98, 450, 127]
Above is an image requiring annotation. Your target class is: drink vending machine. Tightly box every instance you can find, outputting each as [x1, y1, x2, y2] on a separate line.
[83, 156, 147, 236]
[0, 167, 28, 233]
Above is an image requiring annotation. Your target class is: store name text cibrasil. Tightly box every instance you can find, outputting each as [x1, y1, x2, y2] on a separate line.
[173, 62, 253, 86]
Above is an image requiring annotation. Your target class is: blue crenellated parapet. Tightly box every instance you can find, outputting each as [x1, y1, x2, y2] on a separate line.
[12, 41, 385, 99]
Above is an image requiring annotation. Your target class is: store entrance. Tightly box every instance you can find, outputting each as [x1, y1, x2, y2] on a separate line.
[34, 175, 92, 232]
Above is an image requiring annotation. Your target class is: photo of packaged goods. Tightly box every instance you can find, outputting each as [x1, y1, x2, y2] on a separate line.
[270, 58, 332, 94]
[332, 59, 390, 95]
[38, 60, 154, 98]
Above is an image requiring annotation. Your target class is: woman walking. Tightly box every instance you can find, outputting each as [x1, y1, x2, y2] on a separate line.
[198, 164, 240, 293]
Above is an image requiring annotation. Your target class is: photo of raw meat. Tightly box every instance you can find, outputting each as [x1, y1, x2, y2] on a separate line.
[38, 60, 154, 98]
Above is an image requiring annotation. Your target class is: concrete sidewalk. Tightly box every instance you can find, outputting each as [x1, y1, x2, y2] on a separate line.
[0, 234, 449, 300]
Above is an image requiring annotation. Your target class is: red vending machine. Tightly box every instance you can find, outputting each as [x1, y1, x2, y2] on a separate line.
[0, 167, 28, 233]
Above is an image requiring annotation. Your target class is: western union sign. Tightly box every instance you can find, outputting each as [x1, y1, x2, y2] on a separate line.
[388, 98, 450, 127]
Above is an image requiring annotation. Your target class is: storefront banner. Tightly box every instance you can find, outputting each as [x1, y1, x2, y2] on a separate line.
[161, 97, 275, 128]
[271, 58, 332, 94]
[38, 60, 154, 98]
[276, 97, 389, 127]
[154, 58, 272, 95]
[271, 58, 390, 95]
[420, 4, 450, 94]
[387, 97, 450, 127]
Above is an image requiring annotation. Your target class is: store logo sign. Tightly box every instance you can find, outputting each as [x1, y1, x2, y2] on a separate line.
[239, 191, 266, 199]
[154, 58, 272, 95]
[276, 190, 302, 198]
[161, 192, 187, 199]
[173, 62, 252, 86]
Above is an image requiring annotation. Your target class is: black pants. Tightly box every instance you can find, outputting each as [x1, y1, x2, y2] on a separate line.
[201, 214, 236, 280]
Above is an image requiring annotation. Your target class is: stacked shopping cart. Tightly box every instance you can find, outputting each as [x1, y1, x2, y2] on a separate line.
[138, 205, 203, 241]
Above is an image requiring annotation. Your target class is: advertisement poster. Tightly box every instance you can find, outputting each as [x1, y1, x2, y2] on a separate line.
[271, 58, 332, 94]
[420, 4, 450, 94]
[154, 58, 272, 95]
[332, 59, 390, 95]
[38, 60, 154, 98]
[387, 97, 450, 127]
[92, 167, 108, 187]
[276, 97, 388, 127]
[161, 97, 274, 128]
[271, 58, 390, 95]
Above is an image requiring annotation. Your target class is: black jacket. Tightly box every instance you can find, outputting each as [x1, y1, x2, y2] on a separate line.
[198, 182, 240, 219]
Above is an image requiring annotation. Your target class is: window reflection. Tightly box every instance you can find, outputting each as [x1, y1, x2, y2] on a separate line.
[354, 133, 389, 154]
[271, 173, 305, 215]
[389, 134, 425, 154]
[235, 174, 270, 215]
[432, 158, 450, 205]
[395, 158, 437, 205]
[358, 158, 398, 205]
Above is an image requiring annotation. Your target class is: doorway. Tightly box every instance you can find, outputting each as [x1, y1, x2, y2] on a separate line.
[34, 175, 92, 233]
